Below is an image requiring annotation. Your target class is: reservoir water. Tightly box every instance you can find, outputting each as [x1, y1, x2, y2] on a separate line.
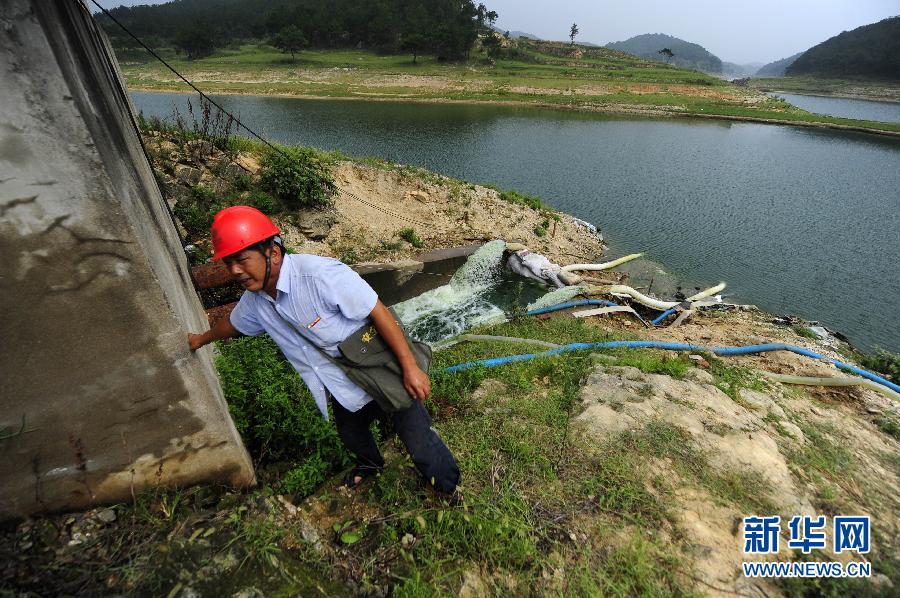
[771, 92, 900, 124]
[132, 92, 900, 352]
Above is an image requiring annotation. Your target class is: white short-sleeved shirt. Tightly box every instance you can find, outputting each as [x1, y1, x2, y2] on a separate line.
[228, 254, 378, 419]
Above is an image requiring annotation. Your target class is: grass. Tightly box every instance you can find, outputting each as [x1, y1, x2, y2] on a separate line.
[397, 227, 424, 248]
[118, 41, 900, 134]
[874, 414, 900, 441]
[793, 325, 818, 339]
[708, 358, 768, 404]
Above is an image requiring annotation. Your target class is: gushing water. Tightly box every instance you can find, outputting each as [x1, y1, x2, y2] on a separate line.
[395, 240, 549, 343]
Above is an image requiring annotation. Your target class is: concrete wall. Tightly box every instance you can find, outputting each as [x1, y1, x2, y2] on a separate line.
[0, 0, 255, 520]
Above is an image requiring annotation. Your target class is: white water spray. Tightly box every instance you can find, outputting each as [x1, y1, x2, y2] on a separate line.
[394, 240, 510, 342]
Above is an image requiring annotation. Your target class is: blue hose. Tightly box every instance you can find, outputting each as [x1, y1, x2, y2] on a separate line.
[651, 308, 677, 326]
[443, 340, 900, 395]
[526, 299, 618, 316]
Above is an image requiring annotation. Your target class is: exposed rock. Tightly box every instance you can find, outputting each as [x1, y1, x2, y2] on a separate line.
[174, 164, 202, 186]
[458, 568, 489, 598]
[96, 509, 116, 524]
[235, 153, 261, 174]
[406, 190, 430, 203]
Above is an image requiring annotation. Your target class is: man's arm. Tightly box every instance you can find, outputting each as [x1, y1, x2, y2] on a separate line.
[188, 314, 241, 352]
[369, 300, 430, 402]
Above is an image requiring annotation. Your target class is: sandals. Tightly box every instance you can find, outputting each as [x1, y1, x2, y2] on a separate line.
[341, 465, 381, 489]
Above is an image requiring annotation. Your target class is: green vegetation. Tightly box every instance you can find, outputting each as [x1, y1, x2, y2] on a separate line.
[874, 414, 900, 441]
[790, 422, 854, 479]
[606, 33, 723, 73]
[259, 147, 336, 210]
[216, 335, 350, 483]
[98, 0, 494, 61]
[793, 325, 818, 339]
[755, 51, 805, 77]
[857, 349, 900, 384]
[120, 40, 900, 134]
[397, 227, 424, 248]
[708, 358, 767, 403]
[779, 550, 898, 598]
[787, 16, 900, 81]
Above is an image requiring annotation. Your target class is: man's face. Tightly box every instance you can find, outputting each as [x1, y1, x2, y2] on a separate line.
[223, 248, 268, 292]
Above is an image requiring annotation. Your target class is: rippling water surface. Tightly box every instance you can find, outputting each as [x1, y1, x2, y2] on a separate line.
[772, 92, 900, 123]
[133, 92, 900, 351]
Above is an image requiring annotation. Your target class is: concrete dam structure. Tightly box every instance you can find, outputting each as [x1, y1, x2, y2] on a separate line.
[0, 0, 255, 520]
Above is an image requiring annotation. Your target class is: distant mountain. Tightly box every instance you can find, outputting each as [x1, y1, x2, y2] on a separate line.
[786, 16, 900, 80]
[605, 33, 722, 73]
[721, 61, 764, 78]
[755, 52, 805, 78]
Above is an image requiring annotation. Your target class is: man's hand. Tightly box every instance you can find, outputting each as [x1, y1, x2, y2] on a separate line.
[187, 316, 240, 353]
[188, 333, 208, 352]
[403, 364, 431, 402]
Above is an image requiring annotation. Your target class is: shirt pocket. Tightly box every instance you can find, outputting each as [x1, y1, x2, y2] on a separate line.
[303, 308, 344, 347]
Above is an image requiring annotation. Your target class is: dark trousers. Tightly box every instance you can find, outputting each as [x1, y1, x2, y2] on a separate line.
[331, 397, 461, 493]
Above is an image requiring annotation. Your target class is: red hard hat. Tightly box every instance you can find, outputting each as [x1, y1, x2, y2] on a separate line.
[210, 206, 280, 260]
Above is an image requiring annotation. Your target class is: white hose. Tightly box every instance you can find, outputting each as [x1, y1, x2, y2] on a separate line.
[605, 283, 726, 310]
[688, 282, 727, 301]
[761, 372, 900, 402]
[561, 253, 643, 274]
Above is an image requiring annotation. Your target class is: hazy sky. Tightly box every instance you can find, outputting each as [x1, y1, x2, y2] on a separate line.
[490, 0, 900, 64]
[94, 0, 899, 64]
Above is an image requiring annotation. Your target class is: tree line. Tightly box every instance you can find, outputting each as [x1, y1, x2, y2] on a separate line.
[97, 0, 498, 62]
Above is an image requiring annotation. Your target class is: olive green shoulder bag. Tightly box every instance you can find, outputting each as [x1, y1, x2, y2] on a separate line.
[271, 305, 431, 412]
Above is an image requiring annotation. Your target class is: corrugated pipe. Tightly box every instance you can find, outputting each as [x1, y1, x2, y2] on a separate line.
[560, 253, 643, 274]
[603, 283, 727, 311]
[442, 341, 900, 396]
[760, 372, 900, 402]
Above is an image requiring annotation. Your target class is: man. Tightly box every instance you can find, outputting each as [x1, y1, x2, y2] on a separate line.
[188, 206, 460, 496]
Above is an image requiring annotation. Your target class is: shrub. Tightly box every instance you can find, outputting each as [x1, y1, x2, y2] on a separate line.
[857, 349, 899, 384]
[215, 336, 349, 485]
[398, 227, 424, 248]
[230, 173, 252, 192]
[259, 147, 336, 210]
[246, 190, 278, 215]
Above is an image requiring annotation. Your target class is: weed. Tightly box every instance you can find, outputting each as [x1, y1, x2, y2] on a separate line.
[245, 189, 278, 215]
[259, 147, 336, 210]
[793, 325, 818, 339]
[708, 358, 767, 403]
[611, 349, 692, 379]
[397, 227, 424, 248]
[778, 550, 895, 597]
[498, 188, 544, 210]
[230, 173, 252, 192]
[857, 349, 899, 384]
[874, 414, 900, 441]
[788, 422, 854, 488]
[215, 336, 350, 487]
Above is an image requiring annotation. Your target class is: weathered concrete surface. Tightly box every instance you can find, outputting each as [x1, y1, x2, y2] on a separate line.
[0, 0, 254, 520]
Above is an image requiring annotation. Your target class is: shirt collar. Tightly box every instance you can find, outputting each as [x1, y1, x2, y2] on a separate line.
[259, 255, 292, 303]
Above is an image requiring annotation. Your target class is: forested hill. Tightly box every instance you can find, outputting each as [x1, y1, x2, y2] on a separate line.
[97, 0, 497, 60]
[605, 33, 722, 73]
[755, 51, 805, 78]
[786, 16, 900, 80]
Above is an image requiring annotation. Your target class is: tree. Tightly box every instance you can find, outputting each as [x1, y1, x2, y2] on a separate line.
[401, 33, 428, 63]
[272, 25, 308, 61]
[173, 25, 217, 60]
[658, 47, 674, 63]
[569, 22, 578, 45]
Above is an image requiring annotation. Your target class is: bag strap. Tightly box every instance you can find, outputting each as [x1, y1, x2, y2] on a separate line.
[265, 300, 346, 369]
